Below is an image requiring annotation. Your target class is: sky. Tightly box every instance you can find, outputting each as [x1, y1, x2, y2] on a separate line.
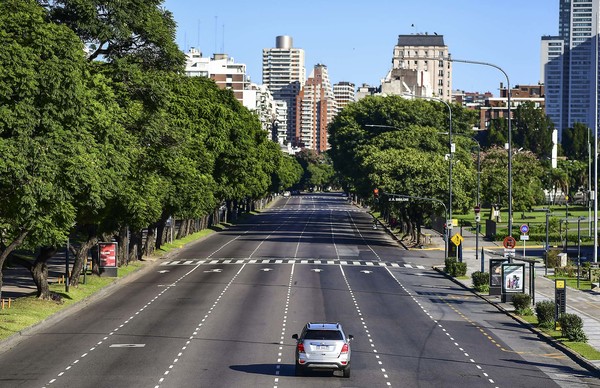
[163, 0, 558, 96]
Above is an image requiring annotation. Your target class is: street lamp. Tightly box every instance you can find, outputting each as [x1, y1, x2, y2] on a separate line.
[446, 133, 481, 261]
[448, 58, 513, 237]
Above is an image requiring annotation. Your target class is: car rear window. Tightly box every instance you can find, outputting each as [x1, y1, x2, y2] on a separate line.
[304, 330, 343, 340]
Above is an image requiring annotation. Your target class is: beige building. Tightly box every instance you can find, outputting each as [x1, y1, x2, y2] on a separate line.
[383, 34, 452, 101]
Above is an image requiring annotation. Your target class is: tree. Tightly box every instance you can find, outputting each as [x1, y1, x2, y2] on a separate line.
[480, 147, 545, 212]
[562, 123, 590, 161]
[0, 0, 97, 298]
[271, 155, 303, 192]
[513, 101, 554, 159]
[42, 0, 185, 71]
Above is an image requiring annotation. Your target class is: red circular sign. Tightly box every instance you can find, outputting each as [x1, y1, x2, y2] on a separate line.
[503, 236, 517, 249]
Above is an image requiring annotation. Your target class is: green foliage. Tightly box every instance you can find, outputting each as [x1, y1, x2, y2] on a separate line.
[444, 258, 467, 277]
[480, 147, 545, 211]
[513, 101, 554, 159]
[535, 300, 556, 329]
[44, 0, 186, 71]
[511, 293, 532, 315]
[558, 313, 588, 342]
[562, 123, 590, 161]
[471, 271, 489, 292]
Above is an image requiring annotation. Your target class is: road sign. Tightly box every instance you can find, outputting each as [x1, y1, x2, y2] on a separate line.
[451, 233, 463, 247]
[475, 214, 481, 223]
[520, 224, 529, 234]
[520, 235, 530, 241]
[474, 205, 481, 213]
[503, 248, 516, 259]
[503, 236, 517, 249]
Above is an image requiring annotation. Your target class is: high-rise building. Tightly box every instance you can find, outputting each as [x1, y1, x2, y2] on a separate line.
[541, 0, 599, 140]
[333, 82, 356, 111]
[383, 34, 452, 100]
[262, 36, 306, 146]
[184, 48, 249, 103]
[295, 64, 336, 153]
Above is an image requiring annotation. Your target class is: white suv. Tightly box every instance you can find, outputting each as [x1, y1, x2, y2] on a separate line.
[292, 322, 353, 378]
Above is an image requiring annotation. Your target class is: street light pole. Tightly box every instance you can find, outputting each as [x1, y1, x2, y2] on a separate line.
[448, 58, 513, 237]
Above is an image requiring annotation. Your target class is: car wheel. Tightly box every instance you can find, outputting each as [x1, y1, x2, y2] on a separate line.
[342, 365, 351, 378]
[295, 364, 304, 376]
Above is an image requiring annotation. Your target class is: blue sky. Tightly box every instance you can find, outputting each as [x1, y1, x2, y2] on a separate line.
[163, 0, 558, 95]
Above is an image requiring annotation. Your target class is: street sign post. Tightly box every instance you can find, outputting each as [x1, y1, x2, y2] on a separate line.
[519, 224, 529, 258]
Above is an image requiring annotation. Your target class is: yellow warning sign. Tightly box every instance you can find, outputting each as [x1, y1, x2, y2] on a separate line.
[451, 233, 464, 247]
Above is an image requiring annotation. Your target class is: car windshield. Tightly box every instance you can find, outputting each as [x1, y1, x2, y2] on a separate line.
[304, 330, 343, 340]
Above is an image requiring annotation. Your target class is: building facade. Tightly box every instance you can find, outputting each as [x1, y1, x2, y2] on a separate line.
[184, 48, 249, 103]
[295, 64, 337, 153]
[262, 36, 306, 146]
[383, 34, 452, 101]
[333, 82, 356, 111]
[541, 0, 600, 140]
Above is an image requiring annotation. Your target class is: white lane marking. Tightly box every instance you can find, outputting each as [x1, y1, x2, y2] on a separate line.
[384, 267, 499, 387]
[274, 263, 295, 387]
[153, 264, 248, 388]
[42, 228, 255, 388]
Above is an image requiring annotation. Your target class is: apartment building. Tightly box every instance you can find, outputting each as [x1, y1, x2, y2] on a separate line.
[262, 36, 306, 146]
[333, 81, 356, 111]
[383, 34, 452, 101]
[295, 64, 337, 153]
[184, 48, 249, 102]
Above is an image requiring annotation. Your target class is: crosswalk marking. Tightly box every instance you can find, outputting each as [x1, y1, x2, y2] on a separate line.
[160, 258, 429, 269]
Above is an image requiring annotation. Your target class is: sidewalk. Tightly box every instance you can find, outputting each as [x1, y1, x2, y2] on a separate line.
[421, 225, 600, 372]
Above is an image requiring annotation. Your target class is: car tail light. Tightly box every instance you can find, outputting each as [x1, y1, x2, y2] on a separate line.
[340, 343, 349, 354]
[297, 342, 305, 353]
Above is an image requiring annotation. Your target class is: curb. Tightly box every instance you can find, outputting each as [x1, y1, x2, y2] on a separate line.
[433, 266, 600, 377]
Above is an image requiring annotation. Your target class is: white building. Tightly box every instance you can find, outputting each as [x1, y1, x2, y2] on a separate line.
[384, 34, 452, 101]
[333, 82, 356, 112]
[184, 48, 249, 103]
[262, 36, 306, 146]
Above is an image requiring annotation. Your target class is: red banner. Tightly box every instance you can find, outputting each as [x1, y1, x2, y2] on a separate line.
[99, 242, 118, 267]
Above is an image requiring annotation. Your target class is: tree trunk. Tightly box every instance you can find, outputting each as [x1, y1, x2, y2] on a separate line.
[0, 229, 30, 301]
[32, 246, 57, 300]
[144, 227, 157, 257]
[70, 237, 97, 287]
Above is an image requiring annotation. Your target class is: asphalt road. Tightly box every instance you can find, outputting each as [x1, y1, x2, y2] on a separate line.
[0, 193, 598, 387]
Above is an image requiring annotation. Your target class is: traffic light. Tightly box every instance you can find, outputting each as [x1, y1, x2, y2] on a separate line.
[373, 188, 379, 198]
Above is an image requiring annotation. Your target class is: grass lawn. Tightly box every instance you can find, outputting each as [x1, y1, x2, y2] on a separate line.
[547, 275, 593, 290]
[518, 313, 600, 360]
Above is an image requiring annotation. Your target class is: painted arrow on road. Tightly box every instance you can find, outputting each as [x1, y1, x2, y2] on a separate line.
[311, 268, 324, 273]
[360, 270, 373, 274]
[261, 268, 273, 272]
[203, 268, 223, 273]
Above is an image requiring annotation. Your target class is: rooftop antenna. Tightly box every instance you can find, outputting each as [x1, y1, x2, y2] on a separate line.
[221, 24, 225, 53]
[214, 16, 218, 54]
